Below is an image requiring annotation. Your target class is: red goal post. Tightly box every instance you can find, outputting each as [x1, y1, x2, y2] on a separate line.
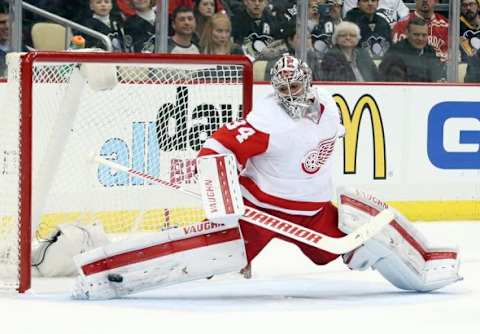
[0, 52, 253, 293]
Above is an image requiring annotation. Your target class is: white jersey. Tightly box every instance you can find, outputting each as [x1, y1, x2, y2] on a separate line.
[199, 86, 342, 216]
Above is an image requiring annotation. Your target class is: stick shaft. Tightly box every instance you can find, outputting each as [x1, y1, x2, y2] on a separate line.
[94, 156, 393, 254]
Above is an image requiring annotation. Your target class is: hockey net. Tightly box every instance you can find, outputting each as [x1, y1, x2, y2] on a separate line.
[0, 52, 252, 293]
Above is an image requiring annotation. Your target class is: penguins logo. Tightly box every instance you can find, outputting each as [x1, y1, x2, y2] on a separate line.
[364, 35, 390, 58]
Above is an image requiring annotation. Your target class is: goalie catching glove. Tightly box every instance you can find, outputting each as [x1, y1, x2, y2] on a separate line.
[337, 187, 461, 292]
[31, 222, 110, 277]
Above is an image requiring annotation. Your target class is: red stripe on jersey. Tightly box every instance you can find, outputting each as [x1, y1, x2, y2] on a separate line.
[240, 176, 328, 211]
[198, 147, 219, 157]
[340, 195, 457, 261]
[209, 121, 269, 166]
[81, 227, 242, 276]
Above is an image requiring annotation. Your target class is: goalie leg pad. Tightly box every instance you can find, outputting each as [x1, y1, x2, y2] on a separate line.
[338, 187, 461, 292]
[72, 222, 247, 300]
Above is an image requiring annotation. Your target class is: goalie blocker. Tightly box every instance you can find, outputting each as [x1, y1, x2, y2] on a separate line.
[337, 187, 461, 292]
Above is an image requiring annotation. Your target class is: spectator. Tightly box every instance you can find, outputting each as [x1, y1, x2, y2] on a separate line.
[125, 0, 156, 52]
[465, 49, 480, 83]
[460, 0, 480, 61]
[168, 6, 200, 53]
[116, 0, 136, 18]
[320, 21, 378, 81]
[343, 0, 409, 25]
[168, 0, 225, 15]
[194, 0, 219, 40]
[345, 0, 391, 59]
[308, 0, 322, 33]
[200, 12, 243, 54]
[269, 0, 296, 37]
[380, 17, 443, 82]
[392, 0, 448, 61]
[311, 0, 344, 57]
[0, 3, 8, 78]
[231, 0, 282, 60]
[82, 0, 131, 51]
[22, 1, 124, 48]
[259, 22, 323, 81]
[377, 53, 408, 81]
[221, 0, 244, 16]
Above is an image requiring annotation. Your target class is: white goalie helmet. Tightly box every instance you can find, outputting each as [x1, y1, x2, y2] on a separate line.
[271, 55, 313, 119]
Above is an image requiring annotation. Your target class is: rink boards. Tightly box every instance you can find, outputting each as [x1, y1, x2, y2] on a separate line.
[314, 83, 480, 220]
[0, 81, 478, 225]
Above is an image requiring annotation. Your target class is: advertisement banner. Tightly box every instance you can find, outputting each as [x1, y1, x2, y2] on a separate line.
[0, 82, 478, 221]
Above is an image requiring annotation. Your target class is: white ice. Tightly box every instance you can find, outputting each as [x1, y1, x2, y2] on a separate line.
[1, 222, 479, 334]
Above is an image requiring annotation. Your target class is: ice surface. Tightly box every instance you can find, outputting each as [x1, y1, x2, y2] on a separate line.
[1, 222, 479, 334]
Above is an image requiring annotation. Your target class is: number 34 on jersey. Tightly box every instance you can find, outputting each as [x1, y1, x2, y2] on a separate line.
[225, 120, 256, 143]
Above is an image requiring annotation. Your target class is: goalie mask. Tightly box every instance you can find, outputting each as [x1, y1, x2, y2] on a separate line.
[271, 55, 313, 120]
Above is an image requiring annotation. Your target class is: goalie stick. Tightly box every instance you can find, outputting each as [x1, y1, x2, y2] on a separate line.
[94, 156, 394, 254]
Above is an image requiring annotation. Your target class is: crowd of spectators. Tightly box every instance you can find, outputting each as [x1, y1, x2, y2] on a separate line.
[0, 0, 479, 82]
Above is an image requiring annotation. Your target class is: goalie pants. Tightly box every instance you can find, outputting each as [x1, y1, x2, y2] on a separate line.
[240, 199, 344, 264]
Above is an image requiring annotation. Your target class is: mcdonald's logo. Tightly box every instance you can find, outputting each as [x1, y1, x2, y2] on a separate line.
[334, 94, 387, 179]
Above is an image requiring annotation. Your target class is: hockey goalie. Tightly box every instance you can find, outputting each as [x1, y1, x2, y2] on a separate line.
[64, 55, 460, 299]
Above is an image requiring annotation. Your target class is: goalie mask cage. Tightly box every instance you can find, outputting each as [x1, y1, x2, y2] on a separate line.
[0, 52, 252, 293]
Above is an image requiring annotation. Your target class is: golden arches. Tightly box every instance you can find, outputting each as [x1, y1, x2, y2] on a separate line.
[334, 94, 386, 179]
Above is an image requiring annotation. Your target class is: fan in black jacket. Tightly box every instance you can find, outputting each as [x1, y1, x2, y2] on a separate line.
[465, 49, 480, 83]
[230, 0, 282, 59]
[82, 0, 131, 52]
[124, 0, 156, 52]
[345, 5, 391, 59]
[379, 18, 443, 82]
[83, 15, 131, 51]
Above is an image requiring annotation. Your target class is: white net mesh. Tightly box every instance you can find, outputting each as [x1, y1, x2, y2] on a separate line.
[0, 53, 250, 292]
[0, 54, 22, 290]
